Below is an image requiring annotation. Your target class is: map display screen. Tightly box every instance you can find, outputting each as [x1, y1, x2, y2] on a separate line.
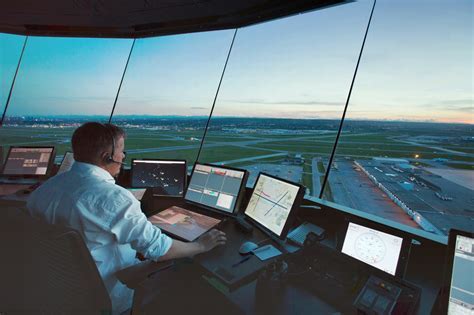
[244, 173, 301, 238]
[185, 163, 246, 214]
[2, 147, 54, 176]
[448, 235, 474, 315]
[131, 159, 186, 196]
[342, 222, 403, 275]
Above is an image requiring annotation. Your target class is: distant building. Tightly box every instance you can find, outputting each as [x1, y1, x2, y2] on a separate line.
[397, 163, 416, 171]
[373, 157, 409, 164]
[285, 153, 304, 164]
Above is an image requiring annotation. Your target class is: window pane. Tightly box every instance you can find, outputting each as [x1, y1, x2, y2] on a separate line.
[322, 0, 473, 235]
[199, 2, 372, 195]
[1, 37, 133, 157]
[111, 30, 235, 164]
[0, 33, 25, 120]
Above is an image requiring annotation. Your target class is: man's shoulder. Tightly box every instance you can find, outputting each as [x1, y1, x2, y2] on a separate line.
[83, 183, 137, 210]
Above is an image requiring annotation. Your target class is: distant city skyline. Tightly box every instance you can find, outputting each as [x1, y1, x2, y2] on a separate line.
[1, 0, 472, 124]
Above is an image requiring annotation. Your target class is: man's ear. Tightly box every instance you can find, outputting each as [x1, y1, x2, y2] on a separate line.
[99, 151, 110, 164]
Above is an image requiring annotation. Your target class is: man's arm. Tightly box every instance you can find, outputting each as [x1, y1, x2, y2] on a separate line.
[158, 229, 226, 261]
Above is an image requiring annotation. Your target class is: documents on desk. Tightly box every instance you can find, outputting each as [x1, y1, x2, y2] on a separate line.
[253, 244, 282, 261]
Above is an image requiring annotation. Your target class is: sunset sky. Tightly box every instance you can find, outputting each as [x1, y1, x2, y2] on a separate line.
[1, 0, 472, 124]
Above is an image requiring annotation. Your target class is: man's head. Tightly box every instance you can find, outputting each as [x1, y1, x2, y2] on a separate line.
[72, 122, 126, 177]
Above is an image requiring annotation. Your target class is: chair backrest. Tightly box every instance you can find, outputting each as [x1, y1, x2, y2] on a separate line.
[0, 206, 111, 314]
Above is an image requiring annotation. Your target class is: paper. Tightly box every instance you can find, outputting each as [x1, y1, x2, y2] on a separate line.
[253, 244, 282, 261]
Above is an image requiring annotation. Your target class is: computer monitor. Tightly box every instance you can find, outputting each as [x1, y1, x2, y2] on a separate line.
[185, 163, 248, 215]
[341, 222, 404, 276]
[244, 173, 305, 240]
[57, 151, 75, 175]
[440, 229, 474, 315]
[131, 159, 187, 197]
[1, 146, 56, 177]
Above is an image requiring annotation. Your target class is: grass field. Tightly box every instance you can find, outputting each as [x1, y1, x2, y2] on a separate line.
[1, 126, 472, 168]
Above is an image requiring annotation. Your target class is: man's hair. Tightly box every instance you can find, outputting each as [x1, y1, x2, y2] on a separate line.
[72, 122, 126, 164]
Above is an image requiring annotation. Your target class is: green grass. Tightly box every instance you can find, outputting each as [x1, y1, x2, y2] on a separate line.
[1, 126, 473, 166]
[446, 163, 474, 170]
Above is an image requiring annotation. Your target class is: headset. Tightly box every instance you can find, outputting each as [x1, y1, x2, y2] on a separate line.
[102, 123, 126, 165]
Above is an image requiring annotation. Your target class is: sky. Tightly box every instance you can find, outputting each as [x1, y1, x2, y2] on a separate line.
[0, 0, 472, 124]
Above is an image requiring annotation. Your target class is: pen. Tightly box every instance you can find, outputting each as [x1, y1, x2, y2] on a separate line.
[232, 255, 252, 268]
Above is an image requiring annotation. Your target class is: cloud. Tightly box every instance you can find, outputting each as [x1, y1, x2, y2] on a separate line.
[190, 107, 207, 110]
[221, 99, 343, 106]
[422, 99, 473, 112]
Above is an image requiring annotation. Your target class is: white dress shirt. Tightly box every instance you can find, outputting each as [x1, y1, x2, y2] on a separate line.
[27, 162, 172, 314]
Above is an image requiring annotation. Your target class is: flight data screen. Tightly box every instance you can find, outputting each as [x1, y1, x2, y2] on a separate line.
[131, 159, 186, 197]
[2, 147, 54, 176]
[342, 222, 403, 275]
[185, 164, 245, 213]
[244, 174, 300, 237]
[448, 235, 474, 315]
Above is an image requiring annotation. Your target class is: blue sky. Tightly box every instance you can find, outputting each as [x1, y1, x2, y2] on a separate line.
[0, 0, 472, 123]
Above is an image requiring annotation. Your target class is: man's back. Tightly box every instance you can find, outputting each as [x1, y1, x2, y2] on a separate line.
[27, 161, 172, 314]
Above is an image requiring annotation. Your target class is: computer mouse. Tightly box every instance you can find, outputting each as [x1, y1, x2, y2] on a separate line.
[239, 241, 259, 255]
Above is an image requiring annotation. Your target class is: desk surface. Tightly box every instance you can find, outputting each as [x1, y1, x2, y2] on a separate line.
[142, 194, 441, 314]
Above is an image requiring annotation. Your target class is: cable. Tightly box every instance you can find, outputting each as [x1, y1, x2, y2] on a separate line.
[108, 39, 136, 123]
[195, 29, 238, 162]
[1, 36, 28, 127]
[319, 0, 377, 199]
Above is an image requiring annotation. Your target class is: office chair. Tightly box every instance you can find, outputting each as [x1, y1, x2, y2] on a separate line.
[0, 207, 112, 314]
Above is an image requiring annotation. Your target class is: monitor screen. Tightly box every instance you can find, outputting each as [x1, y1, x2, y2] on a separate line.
[131, 159, 187, 197]
[2, 147, 55, 176]
[185, 163, 247, 214]
[57, 152, 75, 175]
[342, 222, 403, 276]
[244, 173, 303, 239]
[447, 234, 473, 315]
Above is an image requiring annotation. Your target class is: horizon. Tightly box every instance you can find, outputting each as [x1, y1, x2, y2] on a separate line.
[3, 114, 473, 126]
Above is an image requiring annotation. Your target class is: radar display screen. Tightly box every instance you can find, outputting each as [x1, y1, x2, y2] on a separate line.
[342, 222, 403, 276]
[185, 163, 247, 214]
[447, 234, 474, 315]
[244, 173, 304, 239]
[2, 147, 55, 176]
[131, 159, 187, 197]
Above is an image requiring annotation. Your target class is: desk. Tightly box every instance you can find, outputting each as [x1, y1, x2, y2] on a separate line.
[143, 195, 281, 291]
[136, 194, 441, 314]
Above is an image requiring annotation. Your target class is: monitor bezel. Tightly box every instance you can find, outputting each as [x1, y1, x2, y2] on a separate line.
[439, 229, 474, 315]
[130, 158, 187, 197]
[243, 172, 305, 240]
[184, 162, 249, 216]
[1, 146, 56, 178]
[338, 218, 411, 278]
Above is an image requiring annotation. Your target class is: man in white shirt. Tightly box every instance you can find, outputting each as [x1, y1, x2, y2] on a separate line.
[27, 122, 226, 314]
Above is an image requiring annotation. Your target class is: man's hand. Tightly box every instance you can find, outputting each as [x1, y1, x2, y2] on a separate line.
[196, 229, 227, 253]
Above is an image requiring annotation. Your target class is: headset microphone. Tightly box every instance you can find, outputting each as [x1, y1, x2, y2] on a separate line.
[110, 159, 128, 166]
